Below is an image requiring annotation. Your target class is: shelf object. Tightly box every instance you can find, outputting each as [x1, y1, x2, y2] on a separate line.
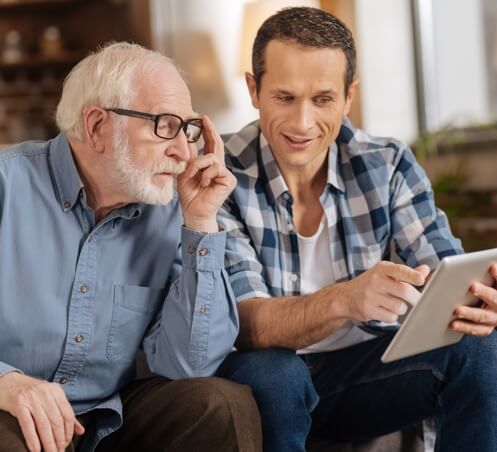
[0, 0, 150, 143]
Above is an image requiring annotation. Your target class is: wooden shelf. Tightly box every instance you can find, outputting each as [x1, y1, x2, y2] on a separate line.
[0, 51, 84, 70]
[0, 87, 61, 97]
[0, 0, 150, 142]
[0, 0, 82, 10]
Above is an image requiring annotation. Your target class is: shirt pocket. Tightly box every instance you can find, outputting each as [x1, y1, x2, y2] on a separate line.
[107, 284, 166, 363]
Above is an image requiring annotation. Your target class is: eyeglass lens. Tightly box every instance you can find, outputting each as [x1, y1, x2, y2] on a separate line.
[156, 115, 202, 142]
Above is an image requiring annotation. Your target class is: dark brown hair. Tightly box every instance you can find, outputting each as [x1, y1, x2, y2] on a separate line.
[252, 7, 356, 94]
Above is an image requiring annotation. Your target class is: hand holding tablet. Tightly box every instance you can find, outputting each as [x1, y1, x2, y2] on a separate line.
[381, 247, 497, 363]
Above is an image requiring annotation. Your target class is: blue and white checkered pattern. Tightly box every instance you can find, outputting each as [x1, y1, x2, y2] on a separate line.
[219, 119, 463, 305]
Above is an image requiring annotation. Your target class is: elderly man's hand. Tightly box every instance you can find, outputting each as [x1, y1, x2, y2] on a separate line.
[451, 263, 497, 336]
[177, 115, 236, 233]
[0, 372, 84, 452]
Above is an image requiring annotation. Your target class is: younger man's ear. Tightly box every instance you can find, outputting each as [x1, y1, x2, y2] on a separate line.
[245, 72, 260, 109]
[83, 106, 110, 153]
[344, 78, 359, 117]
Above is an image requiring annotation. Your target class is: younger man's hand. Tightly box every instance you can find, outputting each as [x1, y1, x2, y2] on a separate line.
[451, 263, 497, 336]
[335, 261, 430, 324]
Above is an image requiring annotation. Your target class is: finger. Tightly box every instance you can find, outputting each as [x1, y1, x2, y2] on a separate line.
[450, 319, 494, 336]
[187, 141, 198, 161]
[200, 163, 228, 187]
[361, 292, 404, 321]
[381, 261, 427, 286]
[470, 282, 497, 309]
[490, 263, 497, 281]
[201, 115, 224, 160]
[414, 264, 431, 280]
[377, 293, 409, 316]
[74, 418, 85, 436]
[453, 305, 497, 327]
[185, 154, 219, 179]
[383, 279, 422, 307]
[30, 403, 58, 452]
[370, 305, 400, 324]
[53, 389, 77, 445]
[42, 393, 67, 450]
[17, 406, 42, 452]
[205, 170, 236, 192]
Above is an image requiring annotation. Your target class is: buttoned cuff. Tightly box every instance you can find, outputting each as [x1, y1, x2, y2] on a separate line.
[181, 226, 226, 271]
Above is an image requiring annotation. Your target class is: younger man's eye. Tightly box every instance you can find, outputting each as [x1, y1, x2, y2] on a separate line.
[314, 96, 332, 105]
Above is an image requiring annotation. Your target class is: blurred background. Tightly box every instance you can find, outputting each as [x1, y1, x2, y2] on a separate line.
[0, 0, 496, 250]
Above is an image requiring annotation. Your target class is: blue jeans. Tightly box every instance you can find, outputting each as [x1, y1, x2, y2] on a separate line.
[216, 331, 497, 452]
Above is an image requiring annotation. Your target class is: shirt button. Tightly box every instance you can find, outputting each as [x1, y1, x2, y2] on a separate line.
[187, 245, 196, 254]
[199, 304, 207, 313]
[289, 273, 298, 282]
[199, 248, 208, 256]
[59, 377, 68, 384]
[80, 284, 89, 294]
[74, 335, 84, 343]
[63, 201, 71, 209]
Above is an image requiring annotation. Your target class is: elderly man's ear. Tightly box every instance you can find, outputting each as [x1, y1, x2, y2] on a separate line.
[83, 106, 111, 153]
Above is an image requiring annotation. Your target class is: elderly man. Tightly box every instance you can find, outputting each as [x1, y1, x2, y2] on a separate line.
[216, 7, 497, 452]
[0, 42, 261, 452]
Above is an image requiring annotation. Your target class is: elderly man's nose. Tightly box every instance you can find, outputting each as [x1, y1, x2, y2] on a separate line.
[166, 132, 190, 161]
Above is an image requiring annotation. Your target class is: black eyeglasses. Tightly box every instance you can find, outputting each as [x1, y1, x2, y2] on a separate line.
[106, 108, 203, 143]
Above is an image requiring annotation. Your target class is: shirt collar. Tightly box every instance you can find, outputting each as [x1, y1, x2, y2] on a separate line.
[258, 128, 346, 204]
[49, 133, 143, 219]
[49, 133, 84, 212]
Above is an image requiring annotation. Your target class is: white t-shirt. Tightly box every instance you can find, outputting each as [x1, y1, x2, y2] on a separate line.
[296, 214, 375, 354]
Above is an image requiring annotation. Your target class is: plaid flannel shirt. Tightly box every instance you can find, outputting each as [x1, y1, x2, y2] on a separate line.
[218, 119, 463, 317]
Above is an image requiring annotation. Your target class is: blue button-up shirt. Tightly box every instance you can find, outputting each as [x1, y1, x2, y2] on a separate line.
[218, 119, 462, 331]
[0, 134, 238, 450]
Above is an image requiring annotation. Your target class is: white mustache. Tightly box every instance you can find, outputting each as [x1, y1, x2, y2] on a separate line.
[152, 159, 186, 175]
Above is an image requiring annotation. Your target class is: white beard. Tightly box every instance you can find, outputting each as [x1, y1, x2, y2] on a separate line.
[110, 124, 185, 205]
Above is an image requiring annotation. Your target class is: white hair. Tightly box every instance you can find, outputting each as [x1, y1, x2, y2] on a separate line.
[55, 41, 178, 141]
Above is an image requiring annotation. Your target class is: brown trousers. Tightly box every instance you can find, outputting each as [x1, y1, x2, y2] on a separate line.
[0, 376, 262, 452]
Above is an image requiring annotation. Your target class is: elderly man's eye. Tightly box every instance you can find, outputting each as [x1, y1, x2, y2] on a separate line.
[158, 116, 178, 132]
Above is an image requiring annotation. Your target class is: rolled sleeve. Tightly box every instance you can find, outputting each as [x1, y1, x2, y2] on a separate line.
[218, 202, 272, 302]
[390, 147, 463, 268]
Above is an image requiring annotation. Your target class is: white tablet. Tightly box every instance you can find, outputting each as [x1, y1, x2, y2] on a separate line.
[381, 247, 497, 363]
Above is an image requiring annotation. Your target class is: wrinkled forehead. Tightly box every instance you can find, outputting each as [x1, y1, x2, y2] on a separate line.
[132, 62, 194, 117]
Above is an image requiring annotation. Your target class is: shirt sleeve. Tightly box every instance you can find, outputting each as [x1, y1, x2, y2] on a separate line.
[217, 196, 271, 302]
[142, 226, 239, 380]
[0, 362, 22, 376]
[389, 145, 464, 269]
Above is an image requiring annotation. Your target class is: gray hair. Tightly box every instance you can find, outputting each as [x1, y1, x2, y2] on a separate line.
[55, 41, 178, 140]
